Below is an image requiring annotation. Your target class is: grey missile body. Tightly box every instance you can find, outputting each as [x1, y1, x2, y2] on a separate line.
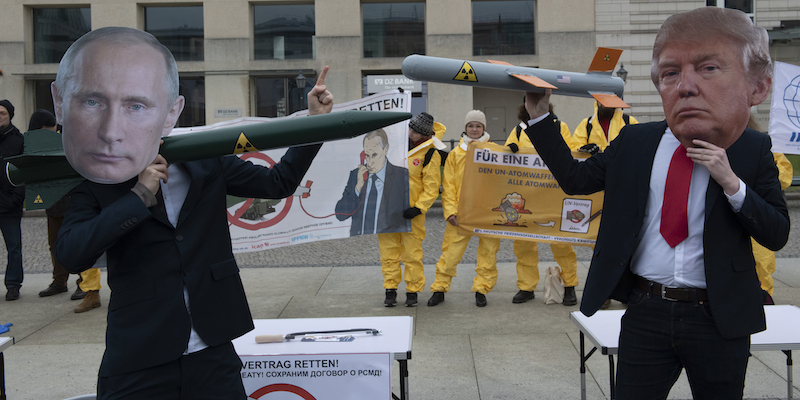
[401, 54, 625, 99]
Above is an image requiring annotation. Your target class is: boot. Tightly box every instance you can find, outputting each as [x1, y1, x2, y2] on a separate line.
[384, 289, 397, 307]
[427, 292, 445, 306]
[563, 286, 577, 306]
[74, 290, 101, 313]
[38, 282, 68, 297]
[475, 292, 487, 307]
[405, 292, 418, 307]
[512, 290, 534, 303]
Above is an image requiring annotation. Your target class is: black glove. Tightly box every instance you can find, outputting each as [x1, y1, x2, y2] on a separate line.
[403, 207, 422, 219]
[508, 143, 519, 153]
[578, 143, 600, 155]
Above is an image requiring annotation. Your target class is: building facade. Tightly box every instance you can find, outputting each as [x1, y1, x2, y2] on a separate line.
[0, 0, 797, 142]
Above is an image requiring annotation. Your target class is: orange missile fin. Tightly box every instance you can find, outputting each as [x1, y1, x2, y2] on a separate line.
[510, 74, 558, 89]
[588, 47, 623, 73]
[591, 93, 630, 109]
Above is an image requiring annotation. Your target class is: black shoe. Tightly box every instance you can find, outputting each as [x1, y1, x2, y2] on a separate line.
[427, 292, 445, 306]
[71, 286, 87, 301]
[384, 289, 397, 307]
[6, 286, 20, 301]
[512, 290, 535, 303]
[563, 286, 577, 306]
[405, 292, 418, 307]
[38, 283, 68, 297]
[475, 292, 487, 307]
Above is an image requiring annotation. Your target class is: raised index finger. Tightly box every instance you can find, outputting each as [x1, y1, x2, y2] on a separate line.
[316, 65, 330, 87]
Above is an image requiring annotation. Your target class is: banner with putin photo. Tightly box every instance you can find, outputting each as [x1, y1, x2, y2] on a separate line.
[170, 90, 411, 253]
[456, 142, 603, 246]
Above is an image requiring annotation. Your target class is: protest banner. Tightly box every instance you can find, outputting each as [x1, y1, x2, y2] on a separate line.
[456, 142, 603, 246]
[170, 90, 411, 253]
[769, 61, 800, 155]
[240, 353, 391, 399]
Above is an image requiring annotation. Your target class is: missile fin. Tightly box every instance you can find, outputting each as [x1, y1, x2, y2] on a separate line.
[510, 74, 558, 90]
[590, 92, 630, 109]
[588, 47, 623, 73]
[486, 60, 514, 66]
[453, 61, 478, 82]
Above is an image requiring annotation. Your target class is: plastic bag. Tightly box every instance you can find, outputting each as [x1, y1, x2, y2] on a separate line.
[543, 265, 565, 305]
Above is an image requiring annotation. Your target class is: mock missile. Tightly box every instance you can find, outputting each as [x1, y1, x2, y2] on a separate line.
[7, 110, 411, 210]
[401, 47, 629, 109]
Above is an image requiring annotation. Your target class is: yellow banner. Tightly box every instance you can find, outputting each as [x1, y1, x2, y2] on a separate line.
[457, 142, 603, 247]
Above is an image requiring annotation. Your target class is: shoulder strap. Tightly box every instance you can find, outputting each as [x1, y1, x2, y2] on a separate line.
[423, 148, 436, 168]
[622, 113, 630, 125]
[585, 117, 593, 144]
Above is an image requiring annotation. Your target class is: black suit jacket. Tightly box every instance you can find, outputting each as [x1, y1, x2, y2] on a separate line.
[527, 119, 789, 339]
[55, 145, 320, 377]
[334, 161, 409, 235]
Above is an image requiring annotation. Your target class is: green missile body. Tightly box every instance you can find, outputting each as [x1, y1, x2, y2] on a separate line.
[6, 110, 411, 210]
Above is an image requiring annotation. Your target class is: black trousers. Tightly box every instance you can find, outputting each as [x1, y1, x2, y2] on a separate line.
[98, 342, 245, 400]
[616, 288, 750, 400]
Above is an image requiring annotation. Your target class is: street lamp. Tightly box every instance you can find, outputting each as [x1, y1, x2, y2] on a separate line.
[295, 73, 307, 110]
[616, 64, 628, 83]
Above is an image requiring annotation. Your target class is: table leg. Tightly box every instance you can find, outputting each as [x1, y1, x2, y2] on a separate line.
[784, 350, 793, 399]
[399, 359, 409, 400]
[1, 352, 5, 400]
[580, 332, 586, 400]
[608, 355, 615, 400]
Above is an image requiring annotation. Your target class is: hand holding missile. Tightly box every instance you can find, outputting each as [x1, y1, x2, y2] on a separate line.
[307, 66, 333, 116]
[525, 89, 552, 121]
[139, 154, 169, 195]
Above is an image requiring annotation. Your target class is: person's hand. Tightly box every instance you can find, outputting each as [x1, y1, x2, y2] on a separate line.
[687, 139, 739, 196]
[138, 154, 169, 195]
[578, 143, 600, 155]
[524, 89, 551, 120]
[355, 164, 368, 192]
[307, 66, 333, 116]
[508, 143, 519, 153]
[403, 207, 422, 219]
[447, 215, 458, 227]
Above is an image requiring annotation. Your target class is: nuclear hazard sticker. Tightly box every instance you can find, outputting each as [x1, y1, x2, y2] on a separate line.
[454, 61, 478, 82]
[234, 132, 259, 154]
[561, 198, 594, 234]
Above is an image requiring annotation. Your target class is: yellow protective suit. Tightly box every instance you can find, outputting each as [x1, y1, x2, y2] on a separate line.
[569, 103, 639, 151]
[753, 153, 792, 295]
[79, 268, 102, 291]
[430, 135, 501, 294]
[505, 122, 579, 289]
[378, 122, 446, 293]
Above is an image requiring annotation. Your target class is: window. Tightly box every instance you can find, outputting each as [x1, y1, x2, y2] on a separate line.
[707, 0, 754, 21]
[254, 4, 315, 60]
[33, 8, 91, 64]
[363, 3, 425, 58]
[33, 80, 56, 116]
[144, 6, 204, 61]
[473, 1, 535, 56]
[178, 77, 206, 127]
[254, 75, 317, 117]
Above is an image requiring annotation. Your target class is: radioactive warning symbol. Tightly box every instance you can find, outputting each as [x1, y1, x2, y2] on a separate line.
[233, 132, 259, 154]
[453, 61, 478, 82]
[34, 195, 43, 204]
[603, 53, 611, 62]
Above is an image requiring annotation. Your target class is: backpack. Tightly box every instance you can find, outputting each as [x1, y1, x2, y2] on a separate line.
[423, 147, 448, 167]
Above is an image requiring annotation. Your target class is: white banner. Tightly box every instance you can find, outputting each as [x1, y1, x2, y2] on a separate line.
[240, 353, 391, 399]
[170, 90, 411, 253]
[769, 61, 800, 154]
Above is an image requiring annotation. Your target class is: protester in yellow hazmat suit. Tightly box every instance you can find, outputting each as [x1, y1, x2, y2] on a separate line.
[428, 110, 500, 308]
[379, 112, 446, 307]
[505, 103, 579, 305]
[570, 101, 638, 154]
[745, 116, 792, 304]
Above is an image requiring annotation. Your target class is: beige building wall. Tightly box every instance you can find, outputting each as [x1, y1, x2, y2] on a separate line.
[0, 0, 797, 137]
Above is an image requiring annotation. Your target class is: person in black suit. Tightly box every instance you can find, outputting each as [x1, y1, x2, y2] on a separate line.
[335, 128, 409, 235]
[524, 7, 788, 399]
[54, 27, 333, 399]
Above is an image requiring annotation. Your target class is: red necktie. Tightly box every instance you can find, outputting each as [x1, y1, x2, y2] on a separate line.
[660, 145, 693, 247]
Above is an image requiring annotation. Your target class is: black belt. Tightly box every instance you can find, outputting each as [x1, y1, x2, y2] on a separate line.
[634, 275, 708, 302]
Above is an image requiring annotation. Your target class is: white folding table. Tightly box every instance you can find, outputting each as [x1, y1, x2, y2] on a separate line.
[234, 316, 413, 400]
[571, 305, 800, 400]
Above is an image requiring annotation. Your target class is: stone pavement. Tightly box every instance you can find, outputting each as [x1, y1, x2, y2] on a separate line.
[1, 202, 799, 399]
